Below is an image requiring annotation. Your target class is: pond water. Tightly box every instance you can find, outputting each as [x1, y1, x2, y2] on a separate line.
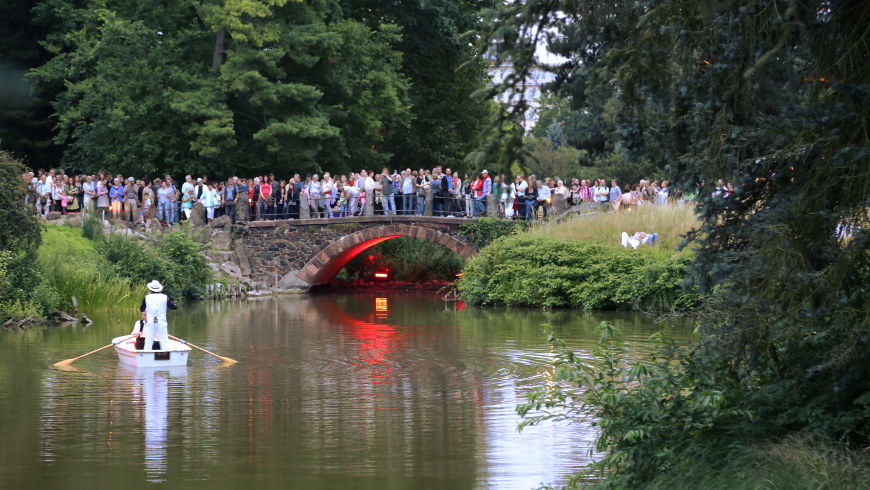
[0, 293, 691, 489]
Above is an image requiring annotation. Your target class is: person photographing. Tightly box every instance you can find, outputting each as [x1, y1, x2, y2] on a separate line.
[139, 280, 177, 350]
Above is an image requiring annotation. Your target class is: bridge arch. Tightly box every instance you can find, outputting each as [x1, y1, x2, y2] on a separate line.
[296, 224, 477, 286]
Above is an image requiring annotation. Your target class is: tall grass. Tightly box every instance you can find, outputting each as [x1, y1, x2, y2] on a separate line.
[643, 436, 870, 490]
[535, 204, 700, 250]
[37, 227, 142, 312]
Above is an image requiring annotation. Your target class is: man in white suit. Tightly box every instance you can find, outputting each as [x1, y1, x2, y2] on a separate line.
[139, 280, 177, 350]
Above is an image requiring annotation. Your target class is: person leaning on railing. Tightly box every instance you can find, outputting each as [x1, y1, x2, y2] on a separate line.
[21, 166, 684, 224]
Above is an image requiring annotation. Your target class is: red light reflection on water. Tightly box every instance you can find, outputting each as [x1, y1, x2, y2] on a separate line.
[375, 297, 388, 319]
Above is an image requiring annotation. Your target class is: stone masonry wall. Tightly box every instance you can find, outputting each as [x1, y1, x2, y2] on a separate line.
[233, 217, 474, 287]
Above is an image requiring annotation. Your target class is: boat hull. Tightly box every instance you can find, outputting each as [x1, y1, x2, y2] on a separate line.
[112, 335, 191, 367]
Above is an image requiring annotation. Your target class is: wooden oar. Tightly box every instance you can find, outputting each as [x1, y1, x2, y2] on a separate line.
[169, 334, 237, 365]
[53, 333, 138, 369]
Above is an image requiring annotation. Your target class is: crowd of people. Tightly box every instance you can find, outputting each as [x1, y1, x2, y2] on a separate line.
[22, 166, 705, 225]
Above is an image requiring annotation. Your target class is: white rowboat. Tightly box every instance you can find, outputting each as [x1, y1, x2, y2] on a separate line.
[112, 335, 192, 367]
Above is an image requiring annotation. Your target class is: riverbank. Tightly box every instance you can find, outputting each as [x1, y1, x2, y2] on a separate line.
[458, 206, 701, 311]
[640, 436, 870, 490]
[34, 219, 223, 325]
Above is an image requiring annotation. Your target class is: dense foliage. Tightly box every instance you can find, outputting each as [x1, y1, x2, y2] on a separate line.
[344, 0, 496, 170]
[2, 1, 492, 175]
[37, 226, 139, 313]
[458, 217, 530, 249]
[337, 237, 463, 282]
[459, 235, 698, 311]
[99, 232, 212, 301]
[0, 151, 42, 250]
[38, 225, 212, 314]
[477, 0, 870, 485]
[30, 0, 410, 177]
[527, 95, 665, 185]
[0, 151, 59, 321]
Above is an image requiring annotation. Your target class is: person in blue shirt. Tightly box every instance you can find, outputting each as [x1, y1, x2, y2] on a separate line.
[108, 178, 124, 219]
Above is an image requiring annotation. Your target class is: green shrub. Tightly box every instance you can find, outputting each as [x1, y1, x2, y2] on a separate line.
[459, 217, 530, 249]
[82, 214, 104, 241]
[458, 234, 698, 310]
[98, 231, 211, 301]
[0, 249, 51, 320]
[522, 325, 870, 489]
[0, 151, 41, 250]
[156, 231, 211, 300]
[0, 299, 42, 320]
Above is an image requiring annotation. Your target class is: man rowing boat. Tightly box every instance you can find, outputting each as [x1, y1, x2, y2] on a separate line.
[139, 280, 177, 350]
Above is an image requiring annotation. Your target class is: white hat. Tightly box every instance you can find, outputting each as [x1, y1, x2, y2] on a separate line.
[482, 169, 488, 174]
[147, 280, 163, 292]
[196, 177, 202, 182]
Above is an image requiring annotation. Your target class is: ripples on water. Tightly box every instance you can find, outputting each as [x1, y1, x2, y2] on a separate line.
[0, 293, 691, 489]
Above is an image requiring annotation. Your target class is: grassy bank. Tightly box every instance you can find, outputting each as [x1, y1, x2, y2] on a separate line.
[535, 204, 700, 250]
[641, 436, 870, 490]
[457, 207, 700, 310]
[38, 223, 215, 316]
[37, 226, 141, 313]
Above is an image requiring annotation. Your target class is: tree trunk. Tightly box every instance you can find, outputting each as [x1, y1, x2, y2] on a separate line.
[211, 27, 227, 72]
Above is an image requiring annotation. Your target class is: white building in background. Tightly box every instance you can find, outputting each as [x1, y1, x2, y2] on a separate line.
[488, 49, 562, 130]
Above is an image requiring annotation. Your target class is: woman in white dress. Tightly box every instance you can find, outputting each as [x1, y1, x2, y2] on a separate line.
[200, 183, 217, 223]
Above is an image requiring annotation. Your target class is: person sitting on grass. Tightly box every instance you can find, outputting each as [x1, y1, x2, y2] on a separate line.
[621, 231, 659, 249]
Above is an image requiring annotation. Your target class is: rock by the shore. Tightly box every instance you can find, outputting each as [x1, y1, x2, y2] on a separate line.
[190, 202, 207, 226]
[210, 215, 232, 229]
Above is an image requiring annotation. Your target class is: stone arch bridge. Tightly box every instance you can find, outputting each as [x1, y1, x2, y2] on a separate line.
[222, 216, 479, 290]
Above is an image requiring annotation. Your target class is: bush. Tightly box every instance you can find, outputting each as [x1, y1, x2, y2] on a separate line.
[458, 234, 699, 310]
[522, 324, 870, 489]
[0, 249, 52, 320]
[155, 231, 211, 300]
[459, 217, 530, 249]
[98, 231, 211, 301]
[82, 214, 103, 241]
[0, 151, 41, 250]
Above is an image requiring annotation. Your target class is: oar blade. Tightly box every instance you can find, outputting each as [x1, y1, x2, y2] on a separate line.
[219, 357, 238, 366]
[53, 361, 80, 372]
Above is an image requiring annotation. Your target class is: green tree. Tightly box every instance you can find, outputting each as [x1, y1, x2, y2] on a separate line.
[521, 136, 585, 181]
[0, 151, 58, 320]
[31, 0, 412, 177]
[345, 0, 495, 172]
[0, 151, 41, 249]
[478, 0, 870, 485]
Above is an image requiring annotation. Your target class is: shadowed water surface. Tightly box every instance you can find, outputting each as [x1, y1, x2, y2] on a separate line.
[0, 293, 691, 489]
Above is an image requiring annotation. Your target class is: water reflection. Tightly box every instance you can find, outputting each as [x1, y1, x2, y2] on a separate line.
[116, 364, 188, 483]
[2, 294, 693, 489]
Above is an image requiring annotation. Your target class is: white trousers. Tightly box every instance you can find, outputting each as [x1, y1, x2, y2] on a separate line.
[143, 320, 168, 349]
[621, 232, 640, 249]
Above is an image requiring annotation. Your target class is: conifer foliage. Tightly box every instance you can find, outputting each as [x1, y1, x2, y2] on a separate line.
[30, 0, 417, 177]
